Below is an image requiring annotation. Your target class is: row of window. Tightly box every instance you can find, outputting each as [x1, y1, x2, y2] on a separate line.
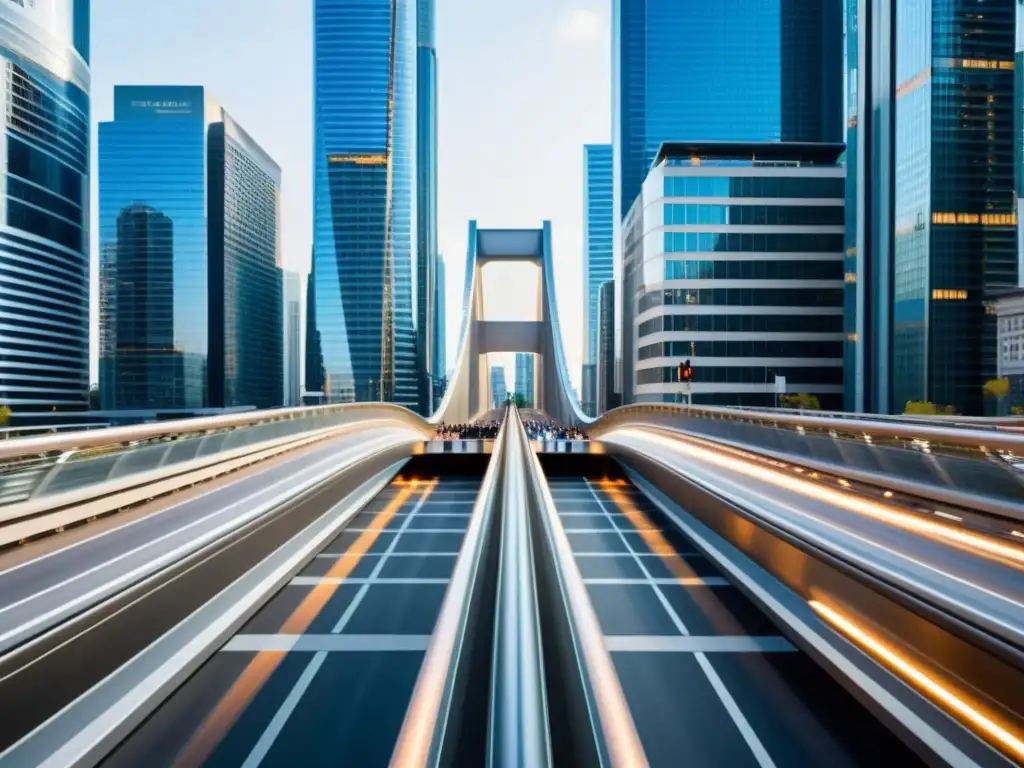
[662, 259, 842, 282]
[638, 313, 845, 336]
[663, 175, 844, 199]
[639, 288, 845, 313]
[638, 341, 844, 360]
[663, 204, 844, 227]
[663, 232, 843, 254]
[636, 365, 843, 386]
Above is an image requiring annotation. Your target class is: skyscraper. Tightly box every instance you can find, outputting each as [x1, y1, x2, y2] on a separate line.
[0, 0, 91, 414]
[99, 85, 283, 411]
[582, 144, 613, 416]
[515, 353, 535, 408]
[417, 0, 438, 415]
[310, 0, 419, 408]
[491, 366, 507, 409]
[612, 1, 842, 398]
[847, 0, 1017, 415]
[433, 252, 447, 402]
[284, 271, 302, 406]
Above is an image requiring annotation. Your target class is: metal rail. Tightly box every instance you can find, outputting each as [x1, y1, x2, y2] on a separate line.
[487, 407, 552, 768]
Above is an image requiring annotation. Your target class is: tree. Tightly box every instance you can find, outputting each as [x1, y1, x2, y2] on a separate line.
[779, 393, 821, 410]
[904, 401, 957, 416]
[983, 378, 1010, 416]
[0, 406, 10, 427]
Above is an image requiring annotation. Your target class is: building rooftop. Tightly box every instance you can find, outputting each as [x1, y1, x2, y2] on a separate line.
[654, 141, 847, 168]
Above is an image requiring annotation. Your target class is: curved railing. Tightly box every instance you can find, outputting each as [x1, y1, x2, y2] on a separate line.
[0, 402, 433, 509]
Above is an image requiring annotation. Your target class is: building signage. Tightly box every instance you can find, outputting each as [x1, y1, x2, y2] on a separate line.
[129, 99, 194, 116]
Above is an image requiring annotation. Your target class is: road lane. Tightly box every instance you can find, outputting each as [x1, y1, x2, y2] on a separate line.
[547, 477, 927, 768]
[0, 428, 420, 654]
[100, 476, 479, 768]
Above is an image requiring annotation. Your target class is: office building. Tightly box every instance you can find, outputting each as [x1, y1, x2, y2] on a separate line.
[612, 1, 842, 400]
[309, 0, 418, 407]
[623, 142, 845, 408]
[597, 280, 615, 414]
[433, 253, 447, 405]
[99, 85, 283, 411]
[304, 256, 326, 403]
[0, 1, 91, 413]
[847, 0, 1017, 416]
[990, 289, 1024, 410]
[515, 353, 535, 407]
[491, 366, 507, 408]
[284, 270, 302, 406]
[417, 0, 438, 414]
[582, 144, 613, 416]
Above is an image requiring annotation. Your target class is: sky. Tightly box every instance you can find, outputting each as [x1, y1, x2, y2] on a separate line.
[90, 0, 611, 392]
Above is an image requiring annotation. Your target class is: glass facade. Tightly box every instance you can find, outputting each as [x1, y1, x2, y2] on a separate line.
[490, 365, 506, 408]
[284, 271, 301, 406]
[310, 0, 419, 408]
[622, 143, 846, 408]
[583, 144, 612, 416]
[417, 0, 438, 414]
[433, 252, 446, 389]
[99, 86, 283, 411]
[612, 0, 843, 403]
[0, 1, 91, 413]
[515, 352, 535, 407]
[850, 0, 1017, 416]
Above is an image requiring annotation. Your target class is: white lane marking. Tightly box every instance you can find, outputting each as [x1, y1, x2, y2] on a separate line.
[224, 635, 432, 653]
[584, 480, 777, 768]
[0, 426, 362, 579]
[583, 577, 728, 586]
[604, 636, 794, 653]
[313, 551, 460, 559]
[240, 652, 326, 768]
[0, 433, 412, 646]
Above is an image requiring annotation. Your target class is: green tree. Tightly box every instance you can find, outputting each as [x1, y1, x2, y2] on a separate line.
[779, 393, 822, 410]
[904, 401, 958, 416]
[0, 406, 10, 427]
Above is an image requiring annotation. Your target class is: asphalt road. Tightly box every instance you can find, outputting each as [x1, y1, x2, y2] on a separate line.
[548, 476, 927, 768]
[0, 428, 418, 654]
[101, 476, 478, 768]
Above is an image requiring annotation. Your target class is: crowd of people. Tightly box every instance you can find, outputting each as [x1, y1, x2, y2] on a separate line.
[434, 418, 588, 441]
[523, 419, 588, 441]
[434, 421, 502, 440]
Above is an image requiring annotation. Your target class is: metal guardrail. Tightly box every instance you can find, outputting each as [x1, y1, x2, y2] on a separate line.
[0, 403, 432, 508]
[488, 407, 552, 767]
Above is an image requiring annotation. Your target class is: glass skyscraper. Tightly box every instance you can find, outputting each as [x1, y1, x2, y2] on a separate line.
[582, 144, 613, 416]
[99, 85, 283, 411]
[283, 270, 302, 407]
[612, 0, 843, 397]
[491, 366, 507, 409]
[0, 1, 91, 414]
[433, 252, 446, 393]
[847, 0, 1017, 416]
[309, 0, 419, 408]
[417, 0, 438, 414]
[515, 353, 535, 408]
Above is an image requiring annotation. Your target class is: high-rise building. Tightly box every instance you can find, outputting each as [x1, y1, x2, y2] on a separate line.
[309, 0, 419, 407]
[99, 85, 283, 411]
[847, 0, 1017, 416]
[0, 1, 91, 414]
[582, 144, 613, 416]
[433, 252, 446, 405]
[596, 280, 616, 414]
[515, 353, 535, 407]
[490, 366, 507, 409]
[417, 0, 438, 415]
[612, 1, 842, 400]
[622, 142, 846, 408]
[304, 253, 325, 402]
[284, 271, 302, 406]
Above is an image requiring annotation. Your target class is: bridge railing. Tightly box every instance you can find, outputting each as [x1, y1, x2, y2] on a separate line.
[590, 403, 1024, 513]
[0, 403, 432, 510]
